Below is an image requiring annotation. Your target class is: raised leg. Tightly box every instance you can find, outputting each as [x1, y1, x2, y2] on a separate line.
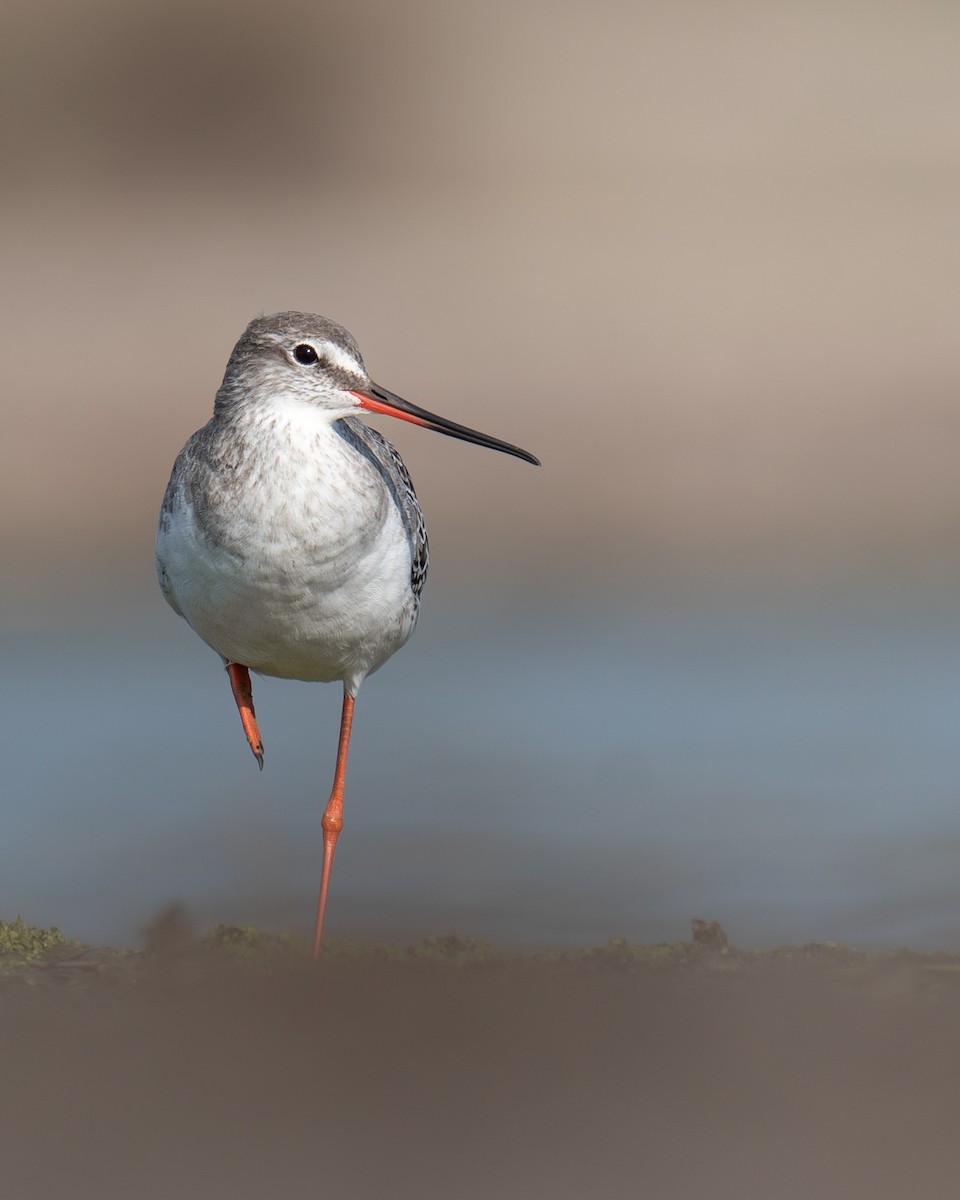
[225, 662, 265, 770]
[312, 691, 356, 959]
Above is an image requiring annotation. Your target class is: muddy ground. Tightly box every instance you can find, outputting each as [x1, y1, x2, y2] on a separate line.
[3, 924, 960, 1200]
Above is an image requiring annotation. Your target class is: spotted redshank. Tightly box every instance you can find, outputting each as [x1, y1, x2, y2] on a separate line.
[156, 312, 539, 956]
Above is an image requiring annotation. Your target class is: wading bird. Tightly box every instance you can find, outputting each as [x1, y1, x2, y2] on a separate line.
[156, 313, 539, 956]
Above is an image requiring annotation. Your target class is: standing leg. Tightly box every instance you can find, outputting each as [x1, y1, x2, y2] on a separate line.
[312, 691, 356, 959]
[226, 662, 265, 770]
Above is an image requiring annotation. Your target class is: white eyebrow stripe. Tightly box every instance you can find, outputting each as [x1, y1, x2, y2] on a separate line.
[314, 340, 364, 375]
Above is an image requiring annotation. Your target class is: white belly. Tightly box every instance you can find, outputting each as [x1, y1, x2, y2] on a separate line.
[156, 417, 419, 692]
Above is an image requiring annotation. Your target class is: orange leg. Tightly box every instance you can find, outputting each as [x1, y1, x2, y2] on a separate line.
[225, 662, 265, 770]
[312, 692, 356, 959]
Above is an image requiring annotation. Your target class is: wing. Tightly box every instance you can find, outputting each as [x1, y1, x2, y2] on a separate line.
[335, 416, 429, 598]
[155, 421, 223, 618]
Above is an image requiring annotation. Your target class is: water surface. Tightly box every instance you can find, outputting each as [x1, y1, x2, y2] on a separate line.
[4, 590, 960, 949]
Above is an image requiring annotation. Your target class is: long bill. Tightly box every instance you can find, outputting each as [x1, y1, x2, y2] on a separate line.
[350, 384, 541, 466]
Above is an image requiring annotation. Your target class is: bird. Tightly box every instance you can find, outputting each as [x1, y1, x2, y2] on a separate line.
[156, 312, 539, 957]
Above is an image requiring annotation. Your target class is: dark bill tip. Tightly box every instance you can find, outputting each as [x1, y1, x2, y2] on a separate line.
[352, 385, 540, 467]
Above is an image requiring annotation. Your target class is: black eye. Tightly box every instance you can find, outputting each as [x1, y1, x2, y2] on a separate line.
[293, 344, 319, 365]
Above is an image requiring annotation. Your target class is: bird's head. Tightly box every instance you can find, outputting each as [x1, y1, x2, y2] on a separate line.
[215, 311, 540, 465]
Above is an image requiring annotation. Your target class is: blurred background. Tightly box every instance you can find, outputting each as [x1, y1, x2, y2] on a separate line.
[4, 0, 960, 949]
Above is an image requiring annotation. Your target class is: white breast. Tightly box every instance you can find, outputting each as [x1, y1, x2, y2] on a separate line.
[156, 403, 420, 693]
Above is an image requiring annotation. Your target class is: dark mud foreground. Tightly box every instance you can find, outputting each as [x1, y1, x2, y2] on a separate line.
[3, 924, 960, 1200]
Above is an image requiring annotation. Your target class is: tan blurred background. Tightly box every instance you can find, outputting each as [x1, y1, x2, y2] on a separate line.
[5, 0, 960, 956]
[5, 0, 960, 620]
[7, 14, 960, 1193]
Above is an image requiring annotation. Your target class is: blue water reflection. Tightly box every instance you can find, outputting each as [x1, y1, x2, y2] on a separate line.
[4, 591, 960, 949]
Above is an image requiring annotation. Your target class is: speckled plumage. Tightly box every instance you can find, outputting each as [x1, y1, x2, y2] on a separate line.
[156, 312, 538, 952]
[157, 313, 428, 696]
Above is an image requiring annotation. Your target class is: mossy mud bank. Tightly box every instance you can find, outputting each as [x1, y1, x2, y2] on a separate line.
[4, 913, 960, 993]
[5, 915, 960, 1199]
